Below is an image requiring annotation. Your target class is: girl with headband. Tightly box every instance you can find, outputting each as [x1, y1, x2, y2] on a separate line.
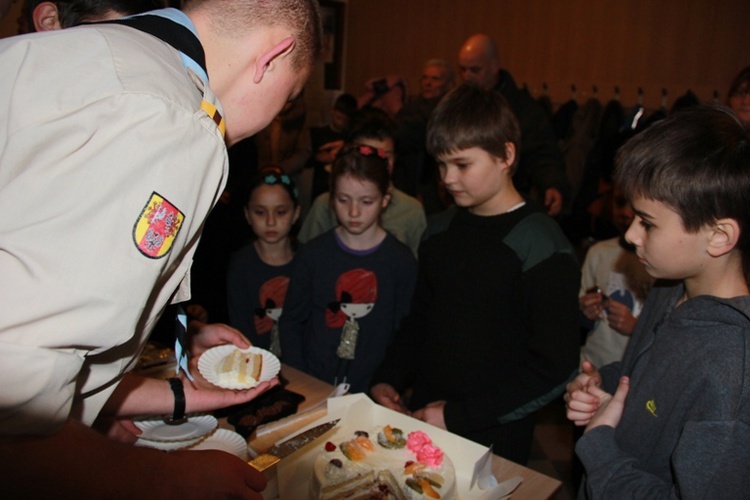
[279, 145, 417, 392]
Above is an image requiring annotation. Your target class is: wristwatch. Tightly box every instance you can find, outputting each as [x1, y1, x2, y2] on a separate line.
[167, 377, 186, 424]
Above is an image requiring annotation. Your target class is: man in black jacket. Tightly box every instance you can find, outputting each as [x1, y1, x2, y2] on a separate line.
[458, 33, 569, 216]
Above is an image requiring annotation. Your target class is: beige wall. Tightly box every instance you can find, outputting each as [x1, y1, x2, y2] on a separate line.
[2, 1, 746, 113]
[0, 1, 21, 37]
[341, 0, 749, 111]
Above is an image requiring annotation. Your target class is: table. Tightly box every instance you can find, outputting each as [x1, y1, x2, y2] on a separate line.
[242, 364, 562, 499]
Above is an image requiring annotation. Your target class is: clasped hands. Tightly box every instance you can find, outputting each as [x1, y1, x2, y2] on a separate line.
[580, 290, 638, 336]
[564, 360, 630, 433]
[371, 383, 447, 430]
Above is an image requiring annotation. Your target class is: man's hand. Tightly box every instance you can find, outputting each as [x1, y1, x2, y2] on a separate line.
[0, 419, 268, 499]
[544, 187, 563, 216]
[92, 415, 141, 444]
[166, 449, 267, 499]
[184, 368, 280, 413]
[564, 361, 603, 426]
[371, 383, 410, 414]
[412, 401, 447, 430]
[99, 373, 279, 421]
[188, 322, 250, 357]
[585, 376, 630, 433]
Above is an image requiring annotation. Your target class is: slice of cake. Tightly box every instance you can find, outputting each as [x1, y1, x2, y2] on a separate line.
[312, 426, 456, 499]
[218, 349, 263, 387]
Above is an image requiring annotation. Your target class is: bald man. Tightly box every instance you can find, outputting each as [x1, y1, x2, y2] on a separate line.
[458, 34, 569, 216]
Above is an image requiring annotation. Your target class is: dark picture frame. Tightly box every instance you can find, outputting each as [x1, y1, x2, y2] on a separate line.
[320, 0, 345, 90]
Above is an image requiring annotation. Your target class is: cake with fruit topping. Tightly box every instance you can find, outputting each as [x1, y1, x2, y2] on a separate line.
[311, 426, 456, 499]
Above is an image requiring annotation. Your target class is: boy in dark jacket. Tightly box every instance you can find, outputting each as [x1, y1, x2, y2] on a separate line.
[565, 105, 750, 498]
[371, 83, 581, 465]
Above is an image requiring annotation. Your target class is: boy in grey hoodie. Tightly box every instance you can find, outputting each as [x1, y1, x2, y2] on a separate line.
[565, 105, 750, 498]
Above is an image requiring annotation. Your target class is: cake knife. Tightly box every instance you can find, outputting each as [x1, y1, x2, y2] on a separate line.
[248, 418, 339, 472]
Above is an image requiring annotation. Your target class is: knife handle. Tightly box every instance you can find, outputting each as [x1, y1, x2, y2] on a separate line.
[248, 453, 280, 472]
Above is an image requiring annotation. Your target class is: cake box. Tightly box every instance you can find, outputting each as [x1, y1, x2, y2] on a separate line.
[276, 393, 517, 499]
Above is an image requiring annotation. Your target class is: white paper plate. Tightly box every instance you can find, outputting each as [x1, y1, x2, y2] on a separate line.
[186, 428, 249, 459]
[134, 414, 218, 442]
[135, 434, 203, 451]
[198, 345, 281, 390]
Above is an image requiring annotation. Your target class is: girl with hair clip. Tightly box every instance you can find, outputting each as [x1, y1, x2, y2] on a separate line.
[279, 145, 417, 392]
[226, 167, 300, 357]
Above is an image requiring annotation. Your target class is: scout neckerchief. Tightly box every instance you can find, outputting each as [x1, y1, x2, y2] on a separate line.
[100, 13, 226, 380]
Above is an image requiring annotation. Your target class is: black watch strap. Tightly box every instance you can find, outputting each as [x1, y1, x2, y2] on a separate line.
[167, 377, 186, 423]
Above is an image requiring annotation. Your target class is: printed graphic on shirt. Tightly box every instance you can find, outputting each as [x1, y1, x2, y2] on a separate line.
[646, 399, 658, 417]
[326, 269, 378, 328]
[133, 192, 184, 259]
[605, 270, 645, 318]
[254, 276, 290, 334]
[327, 269, 378, 361]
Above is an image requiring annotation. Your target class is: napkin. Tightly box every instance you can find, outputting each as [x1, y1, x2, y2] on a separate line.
[471, 445, 523, 499]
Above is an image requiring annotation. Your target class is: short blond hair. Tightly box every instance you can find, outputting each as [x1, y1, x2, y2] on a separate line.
[184, 0, 323, 70]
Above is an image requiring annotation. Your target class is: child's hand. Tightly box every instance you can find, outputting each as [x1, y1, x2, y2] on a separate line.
[564, 361, 603, 426]
[580, 289, 606, 321]
[371, 383, 410, 414]
[585, 376, 630, 433]
[412, 401, 447, 430]
[606, 300, 638, 335]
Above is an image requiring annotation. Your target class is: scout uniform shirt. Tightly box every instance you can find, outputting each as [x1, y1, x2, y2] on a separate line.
[0, 12, 227, 434]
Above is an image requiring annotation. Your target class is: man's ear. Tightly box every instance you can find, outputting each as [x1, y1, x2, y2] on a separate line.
[33, 2, 62, 32]
[707, 218, 741, 257]
[253, 37, 296, 84]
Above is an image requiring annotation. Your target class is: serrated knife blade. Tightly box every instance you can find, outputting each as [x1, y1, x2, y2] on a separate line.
[248, 419, 339, 471]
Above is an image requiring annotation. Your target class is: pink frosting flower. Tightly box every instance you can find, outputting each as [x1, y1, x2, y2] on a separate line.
[406, 430, 432, 454]
[417, 443, 444, 468]
[406, 431, 444, 468]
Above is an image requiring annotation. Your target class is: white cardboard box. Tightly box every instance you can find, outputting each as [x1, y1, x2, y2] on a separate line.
[277, 393, 515, 499]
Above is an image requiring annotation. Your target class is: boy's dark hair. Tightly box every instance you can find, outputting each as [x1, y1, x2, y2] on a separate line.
[345, 107, 397, 145]
[426, 82, 521, 173]
[615, 105, 750, 254]
[333, 93, 357, 119]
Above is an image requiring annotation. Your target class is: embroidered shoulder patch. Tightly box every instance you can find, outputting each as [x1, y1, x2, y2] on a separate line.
[133, 192, 184, 259]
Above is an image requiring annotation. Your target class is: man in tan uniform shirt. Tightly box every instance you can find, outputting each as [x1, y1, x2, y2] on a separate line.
[0, 0, 321, 497]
